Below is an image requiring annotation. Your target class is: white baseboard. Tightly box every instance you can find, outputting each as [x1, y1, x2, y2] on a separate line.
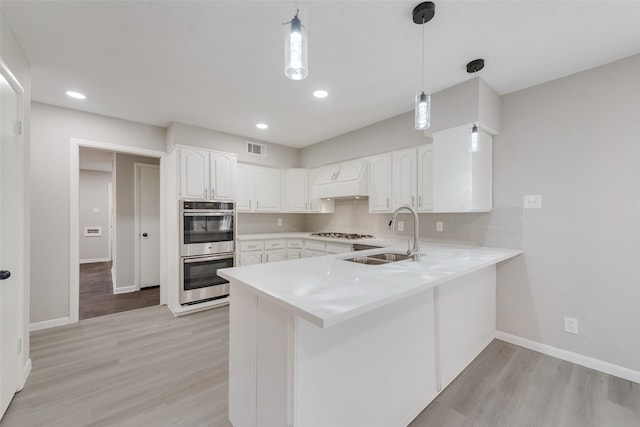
[30, 317, 70, 331]
[18, 358, 32, 391]
[79, 257, 111, 264]
[495, 331, 640, 384]
[113, 285, 138, 294]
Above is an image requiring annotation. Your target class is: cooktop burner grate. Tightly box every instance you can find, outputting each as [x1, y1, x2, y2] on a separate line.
[310, 232, 374, 239]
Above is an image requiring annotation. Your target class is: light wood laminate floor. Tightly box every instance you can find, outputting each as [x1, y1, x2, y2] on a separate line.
[3, 305, 639, 426]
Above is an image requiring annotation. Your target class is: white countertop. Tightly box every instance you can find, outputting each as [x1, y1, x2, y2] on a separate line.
[220, 241, 521, 328]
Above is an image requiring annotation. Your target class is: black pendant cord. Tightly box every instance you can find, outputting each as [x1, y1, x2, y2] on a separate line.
[421, 16, 425, 92]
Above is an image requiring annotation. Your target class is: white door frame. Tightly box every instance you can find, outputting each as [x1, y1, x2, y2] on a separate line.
[0, 59, 29, 409]
[134, 162, 160, 290]
[70, 139, 166, 324]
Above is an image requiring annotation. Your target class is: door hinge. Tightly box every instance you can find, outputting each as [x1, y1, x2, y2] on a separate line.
[16, 120, 23, 135]
[17, 338, 22, 354]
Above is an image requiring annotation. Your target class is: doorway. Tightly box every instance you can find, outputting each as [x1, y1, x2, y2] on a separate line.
[72, 143, 165, 322]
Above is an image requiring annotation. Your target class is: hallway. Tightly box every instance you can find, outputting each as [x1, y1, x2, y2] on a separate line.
[79, 261, 158, 320]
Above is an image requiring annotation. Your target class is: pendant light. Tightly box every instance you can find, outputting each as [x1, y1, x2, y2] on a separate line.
[466, 59, 485, 152]
[413, 2, 435, 131]
[470, 124, 479, 152]
[284, 7, 308, 80]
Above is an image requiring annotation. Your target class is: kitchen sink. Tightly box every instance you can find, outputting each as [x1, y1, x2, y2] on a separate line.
[341, 252, 412, 265]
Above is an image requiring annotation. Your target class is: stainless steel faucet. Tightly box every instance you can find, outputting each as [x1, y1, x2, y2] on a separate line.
[389, 206, 421, 261]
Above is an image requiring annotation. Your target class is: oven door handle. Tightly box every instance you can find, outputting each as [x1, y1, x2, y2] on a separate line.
[182, 212, 234, 217]
[183, 255, 234, 264]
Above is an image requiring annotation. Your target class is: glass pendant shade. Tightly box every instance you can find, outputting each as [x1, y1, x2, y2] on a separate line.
[470, 124, 479, 152]
[284, 13, 308, 80]
[414, 91, 431, 130]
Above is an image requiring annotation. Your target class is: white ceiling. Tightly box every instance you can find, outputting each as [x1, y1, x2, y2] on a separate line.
[3, 1, 640, 148]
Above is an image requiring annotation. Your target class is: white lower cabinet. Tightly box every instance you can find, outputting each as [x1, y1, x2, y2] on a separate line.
[239, 238, 351, 265]
[264, 249, 285, 263]
[239, 251, 263, 266]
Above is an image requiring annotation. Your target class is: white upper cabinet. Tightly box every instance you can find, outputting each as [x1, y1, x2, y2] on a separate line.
[432, 124, 492, 212]
[368, 153, 393, 213]
[237, 164, 282, 212]
[286, 169, 336, 213]
[286, 169, 309, 212]
[210, 153, 237, 200]
[179, 147, 237, 200]
[180, 148, 209, 200]
[417, 144, 434, 212]
[393, 148, 418, 209]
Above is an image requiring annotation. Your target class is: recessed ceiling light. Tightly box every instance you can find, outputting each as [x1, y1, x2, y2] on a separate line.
[313, 90, 328, 99]
[66, 90, 86, 100]
[256, 123, 268, 130]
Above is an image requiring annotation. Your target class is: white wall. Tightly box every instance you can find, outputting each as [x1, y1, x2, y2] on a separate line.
[494, 53, 640, 373]
[30, 102, 165, 323]
[79, 170, 111, 262]
[168, 121, 299, 168]
[238, 213, 305, 234]
[1, 7, 32, 385]
[114, 153, 160, 290]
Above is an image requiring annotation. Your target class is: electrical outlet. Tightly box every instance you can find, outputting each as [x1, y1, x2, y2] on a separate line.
[523, 194, 542, 209]
[564, 316, 578, 334]
[436, 221, 444, 232]
[277, 218, 282, 226]
[398, 221, 405, 232]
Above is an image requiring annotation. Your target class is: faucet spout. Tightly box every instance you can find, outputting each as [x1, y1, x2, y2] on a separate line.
[390, 206, 420, 261]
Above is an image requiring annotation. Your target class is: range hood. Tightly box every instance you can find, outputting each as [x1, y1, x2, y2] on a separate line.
[311, 158, 369, 199]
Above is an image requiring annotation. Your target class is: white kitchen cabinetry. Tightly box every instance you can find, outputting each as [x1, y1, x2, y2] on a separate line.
[287, 239, 304, 260]
[210, 152, 237, 200]
[416, 144, 434, 212]
[237, 164, 282, 212]
[368, 153, 393, 213]
[393, 148, 418, 209]
[432, 124, 492, 212]
[264, 240, 286, 263]
[286, 169, 309, 212]
[179, 147, 237, 200]
[239, 251, 263, 266]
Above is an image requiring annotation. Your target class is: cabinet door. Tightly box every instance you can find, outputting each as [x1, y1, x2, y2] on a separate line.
[210, 153, 237, 200]
[368, 153, 393, 213]
[180, 148, 209, 199]
[287, 169, 309, 212]
[393, 148, 417, 209]
[287, 249, 302, 260]
[308, 169, 336, 213]
[240, 251, 263, 266]
[302, 249, 325, 258]
[254, 167, 281, 212]
[264, 249, 285, 263]
[417, 144, 434, 212]
[236, 164, 254, 212]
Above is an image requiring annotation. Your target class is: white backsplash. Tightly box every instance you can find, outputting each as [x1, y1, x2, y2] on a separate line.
[237, 200, 522, 249]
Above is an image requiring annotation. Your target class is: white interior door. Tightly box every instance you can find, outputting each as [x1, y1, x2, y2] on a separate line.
[136, 164, 160, 288]
[0, 67, 23, 418]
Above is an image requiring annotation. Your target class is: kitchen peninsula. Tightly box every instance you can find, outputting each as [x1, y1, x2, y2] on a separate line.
[219, 242, 521, 427]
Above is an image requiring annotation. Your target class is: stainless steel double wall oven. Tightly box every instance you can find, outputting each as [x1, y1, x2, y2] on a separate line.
[179, 200, 236, 304]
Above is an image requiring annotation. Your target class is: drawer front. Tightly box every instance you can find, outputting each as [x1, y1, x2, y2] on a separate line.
[325, 242, 352, 254]
[304, 240, 326, 252]
[240, 240, 264, 251]
[287, 239, 304, 249]
[264, 239, 286, 250]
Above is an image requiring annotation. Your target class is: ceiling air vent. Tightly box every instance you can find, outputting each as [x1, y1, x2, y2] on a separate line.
[247, 141, 267, 157]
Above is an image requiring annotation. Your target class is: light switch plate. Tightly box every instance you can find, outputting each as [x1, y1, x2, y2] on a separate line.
[523, 194, 542, 209]
[92, 207, 101, 213]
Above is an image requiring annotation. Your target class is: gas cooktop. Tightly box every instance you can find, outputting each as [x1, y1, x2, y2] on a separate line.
[309, 232, 374, 240]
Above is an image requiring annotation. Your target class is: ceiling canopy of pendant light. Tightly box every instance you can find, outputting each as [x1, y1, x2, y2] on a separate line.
[413, 2, 435, 131]
[467, 59, 485, 73]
